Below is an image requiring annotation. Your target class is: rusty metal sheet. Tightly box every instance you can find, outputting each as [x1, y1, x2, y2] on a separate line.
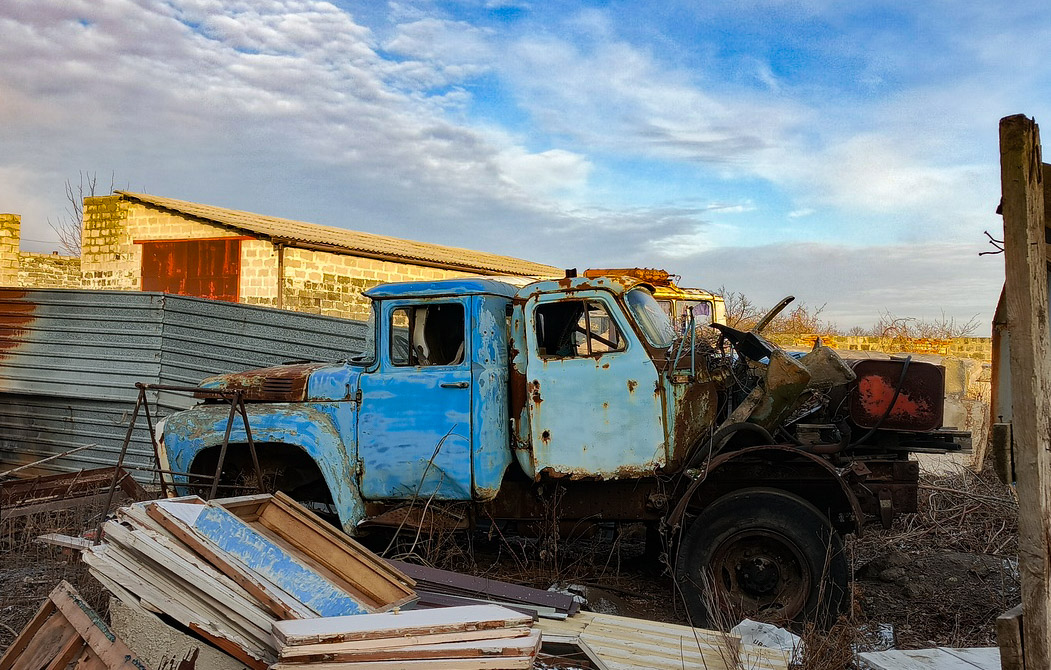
[0, 288, 366, 478]
[141, 238, 241, 302]
[849, 359, 945, 432]
[1, 466, 145, 520]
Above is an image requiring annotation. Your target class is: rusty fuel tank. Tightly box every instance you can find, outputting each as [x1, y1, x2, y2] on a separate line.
[849, 358, 944, 432]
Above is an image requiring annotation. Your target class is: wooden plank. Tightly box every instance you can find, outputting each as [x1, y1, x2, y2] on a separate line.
[0, 599, 56, 670]
[274, 604, 533, 647]
[146, 501, 318, 620]
[279, 627, 533, 659]
[278, 630, 540, 664]
[8, 614, 79, 670]
[153, 500, 368, 617]
[95, 540, 273, 651]
[47, 581, 151, 670]
[1000, 114, 1051, 669]
[389, 559, 575, 614]
[37, 533, 94, 550]
[81, 547, 275, 665]
[942, 647, 1002, 669]
[44, 635, 86, 670]
[271, 656, 536, 669]
[101, 521, 281, 632]
[997, 605, 1024, 670]
[859, 648, 996, 670]
[253, 493, 415, 609]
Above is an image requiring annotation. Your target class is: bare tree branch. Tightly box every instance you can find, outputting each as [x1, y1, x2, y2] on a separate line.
[46, 171, 114, 256]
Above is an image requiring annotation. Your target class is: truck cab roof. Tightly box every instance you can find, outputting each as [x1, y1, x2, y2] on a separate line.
[364, 274, 651, 301]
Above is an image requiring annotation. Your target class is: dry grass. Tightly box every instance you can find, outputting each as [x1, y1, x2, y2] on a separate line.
[0, 501, 114, 655]
[850, 464, 1019, 650]
[854, 466, 1017, 561]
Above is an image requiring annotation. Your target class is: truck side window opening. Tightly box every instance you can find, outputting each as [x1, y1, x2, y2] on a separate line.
[390, 303, 465, 366]
[534, 300, 623, 358]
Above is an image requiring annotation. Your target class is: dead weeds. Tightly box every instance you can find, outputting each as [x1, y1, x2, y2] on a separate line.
[851, 464, 1019, 650]
[0, 499, 119, 655]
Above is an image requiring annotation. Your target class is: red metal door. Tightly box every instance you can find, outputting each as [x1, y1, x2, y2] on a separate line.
[140, 239, 241, 301]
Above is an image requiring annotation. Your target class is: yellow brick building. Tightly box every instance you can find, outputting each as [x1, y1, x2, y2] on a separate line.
[9, 192, 557, 320]
[0, 213, 83, 289]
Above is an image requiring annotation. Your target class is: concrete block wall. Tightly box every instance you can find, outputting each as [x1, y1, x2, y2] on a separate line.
[82, 195, 242, 291]
[0, 213, 82, 288]
[281, 247, 473, 320]
[768, 333, 993, 363]
[82, 195, 483, 316]
[17, 253, 82, 288]
[0, 214, 22, 286]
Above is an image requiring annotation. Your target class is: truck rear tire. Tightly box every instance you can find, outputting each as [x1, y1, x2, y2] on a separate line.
[674, 488, 847, 628]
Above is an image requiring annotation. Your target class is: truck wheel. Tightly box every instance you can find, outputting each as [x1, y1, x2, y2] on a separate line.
[675, 488, 847, 627]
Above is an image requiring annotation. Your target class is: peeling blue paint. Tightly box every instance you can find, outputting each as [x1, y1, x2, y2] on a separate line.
[518, 288, 666, 478]
[163, 401, 365, 530]
[192, 504, 367, 616]
[162, 275, 695, 533]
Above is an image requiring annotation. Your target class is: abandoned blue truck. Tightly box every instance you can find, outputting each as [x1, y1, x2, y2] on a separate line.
[159, 273, 968, 625]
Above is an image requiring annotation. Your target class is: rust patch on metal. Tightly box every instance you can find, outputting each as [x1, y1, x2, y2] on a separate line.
[849, 359, 943, 431]
[626, 379, 637, 393]
[0, 290, 37, 357]
[671, 380, 717, 466]
[541, 430, 550, 443]
[529, 379, 542, 405]
[197, 362, 327, 402]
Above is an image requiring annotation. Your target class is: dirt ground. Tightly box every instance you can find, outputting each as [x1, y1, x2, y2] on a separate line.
[0, 465, 1019, 663]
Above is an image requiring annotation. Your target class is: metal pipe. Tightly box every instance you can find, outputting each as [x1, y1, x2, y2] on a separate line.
[0, 443, 99, 480]
[276, 242, 285, 310]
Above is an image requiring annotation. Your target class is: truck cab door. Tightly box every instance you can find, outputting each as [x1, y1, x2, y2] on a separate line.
[521, 291, 666, 478]
[356, 298, 473, 500]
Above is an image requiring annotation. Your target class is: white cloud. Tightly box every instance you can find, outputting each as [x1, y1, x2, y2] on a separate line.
[501, 32, 806, 166]
[669, 241, 1003, 332]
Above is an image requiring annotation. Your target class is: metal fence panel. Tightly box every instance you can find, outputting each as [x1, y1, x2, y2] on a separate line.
[0, 288, 367, 479]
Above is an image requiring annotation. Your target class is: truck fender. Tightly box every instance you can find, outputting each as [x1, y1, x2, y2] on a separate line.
[666, 444, 865, 533]
[164, 403, 366, 533]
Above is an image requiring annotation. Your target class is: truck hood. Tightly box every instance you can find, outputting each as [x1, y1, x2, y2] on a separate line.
[198, 362, 331, 402]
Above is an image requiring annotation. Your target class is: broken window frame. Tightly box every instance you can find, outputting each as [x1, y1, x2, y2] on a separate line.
[389, 302, 467, 367]
[533, 298, 625, 359]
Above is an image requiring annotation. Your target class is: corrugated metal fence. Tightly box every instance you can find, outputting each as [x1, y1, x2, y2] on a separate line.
[0, 288, 366, 479]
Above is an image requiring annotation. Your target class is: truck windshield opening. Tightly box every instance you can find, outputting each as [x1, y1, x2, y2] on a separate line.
[625, 288, 676, 348]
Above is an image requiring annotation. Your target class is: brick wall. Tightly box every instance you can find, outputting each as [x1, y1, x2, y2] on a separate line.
[768, 334, 993, 363]
[17, 253, 81, 288]
[280, 247, 474, 319]
[0, 214, 21, 286]
[82, 195, 484, 317]
[0, 213, 82, 288]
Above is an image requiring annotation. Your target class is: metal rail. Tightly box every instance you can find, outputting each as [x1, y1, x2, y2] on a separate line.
[95, 382, 265, 544]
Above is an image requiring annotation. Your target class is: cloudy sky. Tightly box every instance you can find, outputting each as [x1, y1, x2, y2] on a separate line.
[1, 1, 1041, 331]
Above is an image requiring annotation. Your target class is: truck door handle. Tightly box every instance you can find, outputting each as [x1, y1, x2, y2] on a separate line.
[440, 381, 469, 389]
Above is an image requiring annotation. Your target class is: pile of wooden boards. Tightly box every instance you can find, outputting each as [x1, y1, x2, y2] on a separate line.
[0, 581, 150, 670]
[15, 490, 784, 670]
[388, 559, 579, 619]
[78, 492, 417, 668]
[271, 604, 541, 669]
[536, 611, 790, 670]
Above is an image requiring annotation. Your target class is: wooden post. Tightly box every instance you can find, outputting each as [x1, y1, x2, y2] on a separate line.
[1000, 113, 1051, 669]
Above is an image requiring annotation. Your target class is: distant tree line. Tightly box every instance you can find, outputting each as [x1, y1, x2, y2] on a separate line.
[718, 286, 981, 338]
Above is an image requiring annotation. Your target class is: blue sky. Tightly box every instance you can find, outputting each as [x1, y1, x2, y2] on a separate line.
[1, 0, 1041, 331]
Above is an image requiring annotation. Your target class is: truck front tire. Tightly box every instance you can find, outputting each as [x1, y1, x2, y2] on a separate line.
[675, 488, 847, 628]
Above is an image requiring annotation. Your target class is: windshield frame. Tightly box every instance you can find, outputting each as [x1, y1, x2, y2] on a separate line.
[624, 287, 677, 349]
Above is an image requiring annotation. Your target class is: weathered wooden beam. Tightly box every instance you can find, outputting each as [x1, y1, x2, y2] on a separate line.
[1000, 114, 1051, 669]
